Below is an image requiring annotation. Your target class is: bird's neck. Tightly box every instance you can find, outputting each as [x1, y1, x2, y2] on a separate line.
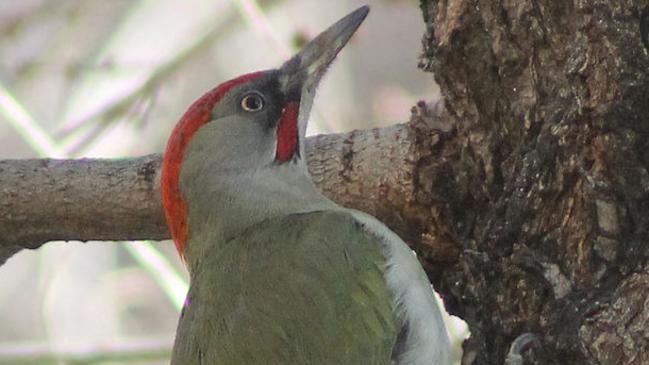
[181, 162, 336, 270]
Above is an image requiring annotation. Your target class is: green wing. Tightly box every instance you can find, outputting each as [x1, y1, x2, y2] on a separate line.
[172, 210, 398, 365]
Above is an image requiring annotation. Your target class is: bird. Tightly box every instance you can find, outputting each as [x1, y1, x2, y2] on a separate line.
[160, 6, 451, 365]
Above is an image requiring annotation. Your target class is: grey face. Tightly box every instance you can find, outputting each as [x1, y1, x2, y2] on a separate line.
[181, 70, 299, 178]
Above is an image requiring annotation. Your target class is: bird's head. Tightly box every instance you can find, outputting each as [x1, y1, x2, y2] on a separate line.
[161, 6, 369, 258]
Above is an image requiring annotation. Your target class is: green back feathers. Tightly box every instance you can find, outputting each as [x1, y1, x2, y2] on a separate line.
[172, 210, 398, 365]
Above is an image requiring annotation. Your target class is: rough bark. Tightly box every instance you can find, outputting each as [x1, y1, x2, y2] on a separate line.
[418, 0, 649, 364]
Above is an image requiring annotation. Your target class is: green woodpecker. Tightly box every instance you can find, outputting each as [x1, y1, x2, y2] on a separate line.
[161, 6, 450, 365]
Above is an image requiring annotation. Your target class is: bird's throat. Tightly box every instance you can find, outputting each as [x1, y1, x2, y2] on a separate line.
[275, 101, 300, 163]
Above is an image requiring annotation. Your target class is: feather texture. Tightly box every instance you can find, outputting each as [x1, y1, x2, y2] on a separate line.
[172, 210, 398, 365]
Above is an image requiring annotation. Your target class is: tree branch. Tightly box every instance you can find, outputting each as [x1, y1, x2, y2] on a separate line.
[1, 120, 451, 266]
[0, 155, 167, 264]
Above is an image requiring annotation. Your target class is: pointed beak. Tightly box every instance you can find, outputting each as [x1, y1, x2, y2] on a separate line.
[279, 5, 370, 100]
[273, 6, 369, 163]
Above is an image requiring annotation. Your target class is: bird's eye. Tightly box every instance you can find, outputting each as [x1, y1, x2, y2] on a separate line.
[240, 92, 265, 112]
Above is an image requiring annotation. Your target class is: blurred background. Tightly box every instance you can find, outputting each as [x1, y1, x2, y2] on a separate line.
[0, 0, 466, 363]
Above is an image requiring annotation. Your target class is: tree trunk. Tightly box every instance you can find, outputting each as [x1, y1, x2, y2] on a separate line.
[1, 1, 648, 364]
[417, 0, 649, 363]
